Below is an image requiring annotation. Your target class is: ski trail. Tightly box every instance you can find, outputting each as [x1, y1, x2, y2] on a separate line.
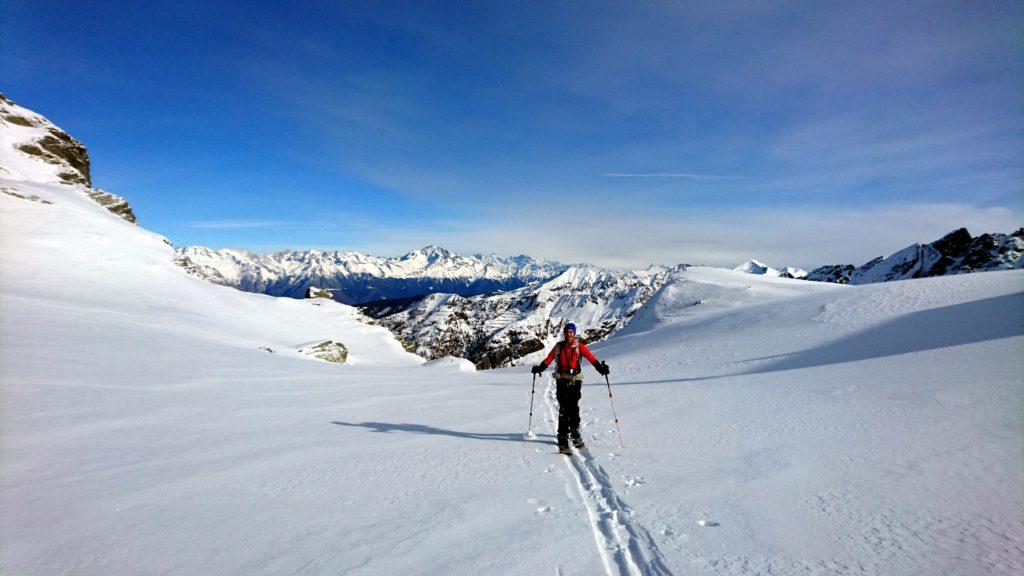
[541, 377, 674, 576]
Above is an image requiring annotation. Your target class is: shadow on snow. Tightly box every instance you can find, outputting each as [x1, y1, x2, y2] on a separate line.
[611, 292, 1024, 386]
[332, 421, 553, 442]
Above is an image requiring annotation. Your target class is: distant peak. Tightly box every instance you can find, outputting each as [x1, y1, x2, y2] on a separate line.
[406, 245, 455, 259]
[734, 260, 781, 276]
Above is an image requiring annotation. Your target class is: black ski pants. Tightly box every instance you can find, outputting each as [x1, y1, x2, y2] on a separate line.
[555, 379, 582, 445]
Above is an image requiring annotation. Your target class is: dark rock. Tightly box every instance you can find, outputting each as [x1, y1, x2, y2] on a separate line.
[87, 190, 137, 224]
[806, 264, 855, 284]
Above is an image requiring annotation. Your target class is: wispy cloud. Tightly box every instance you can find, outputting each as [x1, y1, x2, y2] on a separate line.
[601, 173, 749, 180]
[184, 220, 295, 229]
[332, 202, 1023, 271]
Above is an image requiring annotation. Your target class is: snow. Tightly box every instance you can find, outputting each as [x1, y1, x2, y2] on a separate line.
[3, 106, 1023, 574]
[423, 356, 478, 372]
[733, 259, 781, 276]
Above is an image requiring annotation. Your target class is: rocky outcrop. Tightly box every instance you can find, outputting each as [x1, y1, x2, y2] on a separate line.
[86, 189, 136, 223]
[1, 187, 53, 204]
[305, 286, 334, 299]
[807, 228, 1023, 285]
[806, 264, 856, 284]
[1, 93, 138, 224]
[2, 92, 90, 186]
[298, 340, 348, 364]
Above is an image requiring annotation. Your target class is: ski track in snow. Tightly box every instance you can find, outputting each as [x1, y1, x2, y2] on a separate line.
[541, 376, 674, 576]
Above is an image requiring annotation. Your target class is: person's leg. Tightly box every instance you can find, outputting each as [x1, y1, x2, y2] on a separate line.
[555, 379, 571, 446]
[566, 382, 582, 441]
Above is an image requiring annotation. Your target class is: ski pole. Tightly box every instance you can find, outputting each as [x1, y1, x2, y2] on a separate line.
[525, 373, 537, 440]
[605, 374, 624, 448]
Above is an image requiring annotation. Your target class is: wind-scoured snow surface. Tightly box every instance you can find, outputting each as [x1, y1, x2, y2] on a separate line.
[4, 101, 1024, 575]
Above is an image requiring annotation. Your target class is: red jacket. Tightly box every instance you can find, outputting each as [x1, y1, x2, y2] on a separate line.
[542, 339, 599, 375]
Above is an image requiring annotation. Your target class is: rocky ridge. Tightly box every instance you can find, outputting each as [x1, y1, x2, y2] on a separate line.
[805, 228, 1023, 284]
[0, 93, 136, 224]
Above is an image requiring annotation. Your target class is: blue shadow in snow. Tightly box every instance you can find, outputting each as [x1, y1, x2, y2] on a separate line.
[332, 421, 552, 443]
[610, 291, 1024, 386]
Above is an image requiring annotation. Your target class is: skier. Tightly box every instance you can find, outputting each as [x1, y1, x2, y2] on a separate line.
[532, 323, 610, 454]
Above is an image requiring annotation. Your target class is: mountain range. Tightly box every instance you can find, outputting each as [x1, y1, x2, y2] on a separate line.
[174, 245, 567, 304]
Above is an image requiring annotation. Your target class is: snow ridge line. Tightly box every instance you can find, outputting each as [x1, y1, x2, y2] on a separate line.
[542, 378, 674, 576]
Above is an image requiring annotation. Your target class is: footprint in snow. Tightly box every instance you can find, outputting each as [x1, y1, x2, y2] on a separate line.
[624, 476, 646, 487]
[527, 498, 551, 514]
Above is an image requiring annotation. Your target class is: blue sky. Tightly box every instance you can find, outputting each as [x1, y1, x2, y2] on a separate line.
[3, 0, 1021, 269]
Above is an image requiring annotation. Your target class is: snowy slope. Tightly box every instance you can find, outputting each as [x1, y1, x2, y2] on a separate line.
[585, 267, 1024, 575]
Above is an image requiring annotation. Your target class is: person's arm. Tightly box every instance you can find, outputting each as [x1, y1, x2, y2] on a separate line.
[541, 345, 558, 368]
[580, 342, 599, 365]
[532, 345, 559, 373]
[581, 343, 610, 375]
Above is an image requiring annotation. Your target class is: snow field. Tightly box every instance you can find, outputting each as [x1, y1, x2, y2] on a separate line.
[585, 267, 1024, 575]
[2, 158, 1022, 574]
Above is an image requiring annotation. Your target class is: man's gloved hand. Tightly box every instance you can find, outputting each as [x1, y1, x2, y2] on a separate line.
[531, 364, 546, 374]
[595, 361, 610, 376]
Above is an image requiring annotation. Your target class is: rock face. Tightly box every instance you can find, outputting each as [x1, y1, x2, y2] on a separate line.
[1, 93, 137, 224]
[367, 265, 676, 369]
[298, 340, 348, 364]
[86, 189, 137, 224]
[1, 92, 90, 186]
[305, 286, 334, 299]
[805, 264, 856, 284]
[174, 245, 568, 305]
[778, 266, 808, 279]
[807, 228, 1023, 285]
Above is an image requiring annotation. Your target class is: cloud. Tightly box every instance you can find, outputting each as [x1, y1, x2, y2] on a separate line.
[334, 202, 1023, 271]
[601, 173, 749, 180]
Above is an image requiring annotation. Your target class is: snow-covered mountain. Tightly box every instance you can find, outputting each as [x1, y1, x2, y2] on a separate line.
[733, 259, 807, 279]
[366, 264, 676, 368]
[733, 259, 781, 276]
[175, 244, 567, 304]
[806, 227, 1023, 284]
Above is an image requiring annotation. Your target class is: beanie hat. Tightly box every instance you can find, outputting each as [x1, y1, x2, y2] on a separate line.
[563, 322, 577, 334]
